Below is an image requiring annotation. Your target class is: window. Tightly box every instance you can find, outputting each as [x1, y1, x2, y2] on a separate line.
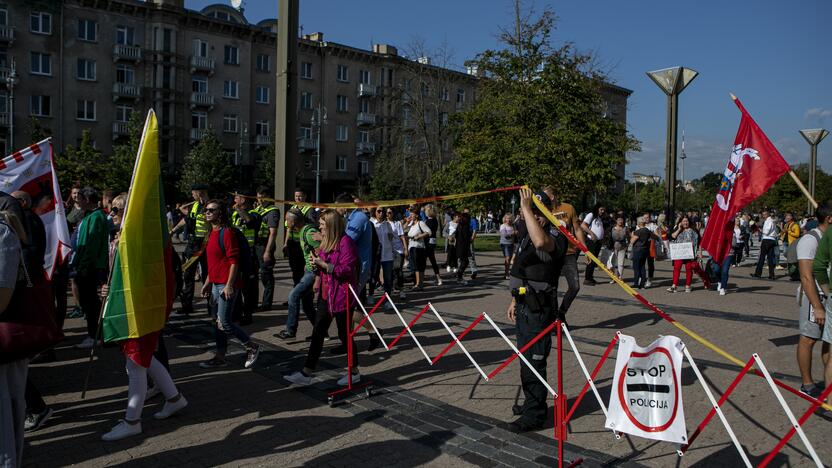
[336, 95, 348, 112]
[162, 28, 173, 53]
[440, 112, 449, 127]
[0, 8, 7, 26]
[192, 112, 208, 129]
[193, 39, 208, 57]
[255, 120, 270, 136]
[420, 82, 429, 98]
[223, 80, 239, 99]
[192, 76, 207, 93]
[300, 62, 313, 79]
[359, 99, 370, 113]
[402, 134, 412, 151]
[77, 19, 97, 41]
[256, 54, 270, 72]
[116, 105, 133, 122]
[300, 91, 312, 110]
[224, 45, 239, 65]
[402, 106, 412, 126]
[256, 86, 270, 104]
[30, 95, 51, 117]
[30, 52, 51, 76]
[77, 59, 96, 81]
[456, 89, 466, 106]
[30, 12, 52, 35]
[162, 66, 172, 89]
[116, 26, 134, 45]
[336, 64, 349, 82]
[359, 69, 370, 85]
[337, 155, 347, 172]
[336, 125, 348, 142]
[299, 126, 312, 139]
[223, 114, 238, 133]
[403, 78, 412, 91]
[440, 87, 449, 102]
[76, 100, 96, 121]
[359, 130, 369, 143]
[424, 111, 432, 125]
[359, 160, 369, 176]
[116, 64, 134, 84]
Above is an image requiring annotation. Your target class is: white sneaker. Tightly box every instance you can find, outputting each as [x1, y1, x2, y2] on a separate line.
[719, 288, 726, 296]
[436, 277, 443, 286]
[284, 371, 312, 386]
[337, 372, 361, 386]
[446, 266, 452, 273]
[645, 280, 652, 288]
[76, 337, 95, 349]
[453, 268, 458, 273]
[101, 419, 141, 441]
[684, 286, 692, 293]
[154, 395, 188, 419]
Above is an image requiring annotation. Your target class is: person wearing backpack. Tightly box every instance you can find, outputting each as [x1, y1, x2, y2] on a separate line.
[276, 209, 320, 339]
[198, 200, 259, 369]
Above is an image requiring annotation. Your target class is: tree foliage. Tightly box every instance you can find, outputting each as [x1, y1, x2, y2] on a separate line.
[178, 130, 236, 196]
[428, 6, 639, 207]
[254, 138, 276, 189]
[56, 129, 104, 191]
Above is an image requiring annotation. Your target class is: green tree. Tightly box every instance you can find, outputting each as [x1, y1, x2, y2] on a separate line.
[57, 129, 104, 190]
[428, 6, 639, 205]
[254, 137, 276, 189]
[749, 164, 831, 215]
[104, 112, 144, 194]
[178, 130, 236, 196]
[28, 117, 52, 144]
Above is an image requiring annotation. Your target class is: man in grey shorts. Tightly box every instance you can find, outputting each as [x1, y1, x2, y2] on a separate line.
[798, 202, 831, 398]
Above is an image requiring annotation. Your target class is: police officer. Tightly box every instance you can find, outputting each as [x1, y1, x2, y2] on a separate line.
[232, 189, 261, 325]
[254, 186, 280, 311]
[506, 187, 566, 432]
[282, 188, 313, 292]
[170, 184, 209, 316]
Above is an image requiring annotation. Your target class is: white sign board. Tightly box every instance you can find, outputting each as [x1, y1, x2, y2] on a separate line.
[669, 242, 694, 260]
[605, 334, 687, 444]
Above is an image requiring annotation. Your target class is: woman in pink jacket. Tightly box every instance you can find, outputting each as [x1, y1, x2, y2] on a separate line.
[284, 209, 360, 386]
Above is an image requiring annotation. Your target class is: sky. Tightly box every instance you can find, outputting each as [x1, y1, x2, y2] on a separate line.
[188, 0, 831, 181]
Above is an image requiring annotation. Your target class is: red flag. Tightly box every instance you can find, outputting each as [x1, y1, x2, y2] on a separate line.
[700, 98, 791, 263]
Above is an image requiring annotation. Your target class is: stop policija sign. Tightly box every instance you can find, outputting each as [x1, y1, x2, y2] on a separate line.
[605, 335, 688, 444]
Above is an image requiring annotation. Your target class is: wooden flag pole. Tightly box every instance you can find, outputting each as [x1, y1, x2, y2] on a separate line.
[730, 93, 818, 210]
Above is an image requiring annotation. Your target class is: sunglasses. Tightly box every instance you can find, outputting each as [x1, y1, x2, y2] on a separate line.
[203, 207, 218, 213]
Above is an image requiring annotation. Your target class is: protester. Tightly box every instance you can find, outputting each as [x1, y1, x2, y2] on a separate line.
[254, 186, 280, 312]
[455, 212, 473, 285]
[284, 210, 362, 386]
[797, 202, 831, 399]
[580, 203, 606, 285]
[630, 215, 657, 289]
[423, 205, 443, 286]
[462, 208, 479, 280]
[71, 188, 110, 349]
[445, 212, 459, 273]
[667, 216, 711, 293]
[198, 200, 260, 369]
[499, 213, 516, 280]
[387, 208, 408, 301]
[170, 185, 209, 316]
[732, 217, 747, 266]
[752, 208, 778, 280]
[277, 209, 320, 339]
[609, 215, 628, 282]
[231, 190, 261, 325]
[373, 208, 396, 308]
[644, 212, 658, 286]
[543, 187, 585, 321]
[367, 207, 383, 302]
[405, 211, 431, 291]
[284, 189, 313, 298]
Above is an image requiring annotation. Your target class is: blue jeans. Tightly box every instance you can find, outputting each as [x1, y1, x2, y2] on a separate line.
[713, 256, 733, 289]
[286, 270, 316, 334]
[631, 248, 648, 288]
[211, 283, 250, 353]
[380, 260, 393, 295]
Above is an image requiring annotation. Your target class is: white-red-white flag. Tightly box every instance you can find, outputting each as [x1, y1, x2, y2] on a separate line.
[0, 139, 72, 279]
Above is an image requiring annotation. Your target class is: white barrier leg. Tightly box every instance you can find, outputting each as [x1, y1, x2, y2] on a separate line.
[481, 312, 556, 396]
[348, 284, 389, 351]
[429, 304, 490, 381]
[753, 354, 823, 467]
[682, 347, 751, 467]
[385, 293, 433, 365]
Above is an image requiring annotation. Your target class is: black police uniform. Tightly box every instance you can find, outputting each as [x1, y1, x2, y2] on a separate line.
[509, 224, 566, 428]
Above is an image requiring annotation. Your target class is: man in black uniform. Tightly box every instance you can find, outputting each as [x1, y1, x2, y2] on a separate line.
[507, 187, 566, 432]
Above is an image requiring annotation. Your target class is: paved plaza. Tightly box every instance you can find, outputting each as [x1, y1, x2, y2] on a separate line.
[23, 244, 830, 467]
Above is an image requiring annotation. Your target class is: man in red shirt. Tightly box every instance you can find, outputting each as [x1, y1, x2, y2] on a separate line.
[198, 199, 260, 369]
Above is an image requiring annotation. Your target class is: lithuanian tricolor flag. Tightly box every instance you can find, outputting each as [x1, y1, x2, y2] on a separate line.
[102, 110, 174, 344]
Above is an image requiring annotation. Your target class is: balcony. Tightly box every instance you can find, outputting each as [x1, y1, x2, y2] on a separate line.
[255, 135, 272, 147]
[190, 55, 215, 75]
[113, 44, 142, 62]
[112, 121, 129, 138]
[0, 67, 9, 84]
[190, 128, 208, 141]
[189, 92, 214, 109]
[0, 111, 9, 127]
[297, 138, 317, 153]
[356, 112, 376, 126]
[112, 83, 141, 101]
[358, 83, 377, 97]
[356, 141, 376, 155]
[0, 26, 13, 44]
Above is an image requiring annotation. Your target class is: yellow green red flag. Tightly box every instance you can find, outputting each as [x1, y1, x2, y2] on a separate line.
[102, 110, 174, 342]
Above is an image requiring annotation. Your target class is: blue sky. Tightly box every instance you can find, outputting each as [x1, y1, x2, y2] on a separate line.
[189, 0, 831, 181]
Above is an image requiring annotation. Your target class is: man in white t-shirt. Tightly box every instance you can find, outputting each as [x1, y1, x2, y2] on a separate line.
[795, 203, 831, 398]
[374, 209, 396, 308]
[580, 204, 606, 285]
[752, 208, 778, 279]
[386, 208, 408, 300]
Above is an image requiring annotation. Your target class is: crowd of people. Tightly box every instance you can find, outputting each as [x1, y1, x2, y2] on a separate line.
[2, 179, 832, 465]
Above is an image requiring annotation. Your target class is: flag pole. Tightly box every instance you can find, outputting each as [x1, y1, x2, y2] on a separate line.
[730, 93, 818, 210]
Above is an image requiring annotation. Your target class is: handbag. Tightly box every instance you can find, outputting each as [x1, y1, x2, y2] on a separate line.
[0, 248, 64, 364]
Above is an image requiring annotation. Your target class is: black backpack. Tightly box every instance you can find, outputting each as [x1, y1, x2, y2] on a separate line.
[217, 226, 253, 277]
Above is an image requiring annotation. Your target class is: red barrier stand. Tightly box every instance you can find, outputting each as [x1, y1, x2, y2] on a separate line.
[327, 291, 375, 406]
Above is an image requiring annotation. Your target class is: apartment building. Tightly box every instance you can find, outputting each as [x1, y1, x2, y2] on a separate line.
[0, 0, 630, 198]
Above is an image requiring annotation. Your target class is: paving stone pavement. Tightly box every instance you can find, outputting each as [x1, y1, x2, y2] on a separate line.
[23, 243, 830, 467]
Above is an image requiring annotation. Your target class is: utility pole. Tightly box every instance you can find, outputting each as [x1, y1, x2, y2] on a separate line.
[275, 0, 299, 257]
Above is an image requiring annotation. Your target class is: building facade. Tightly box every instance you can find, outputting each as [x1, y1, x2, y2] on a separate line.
[0, 0, 630, 199]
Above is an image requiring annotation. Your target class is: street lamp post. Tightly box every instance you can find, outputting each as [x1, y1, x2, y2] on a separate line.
[647, 66, 698, 224]
[799, 128, 829, 216]
[6, 59, 17, 152]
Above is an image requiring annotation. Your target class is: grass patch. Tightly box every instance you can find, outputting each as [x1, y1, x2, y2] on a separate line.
[435, 234, 502, 252]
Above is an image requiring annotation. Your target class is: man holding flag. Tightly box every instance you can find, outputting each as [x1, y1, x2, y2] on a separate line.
[99, 110, 186, 441]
